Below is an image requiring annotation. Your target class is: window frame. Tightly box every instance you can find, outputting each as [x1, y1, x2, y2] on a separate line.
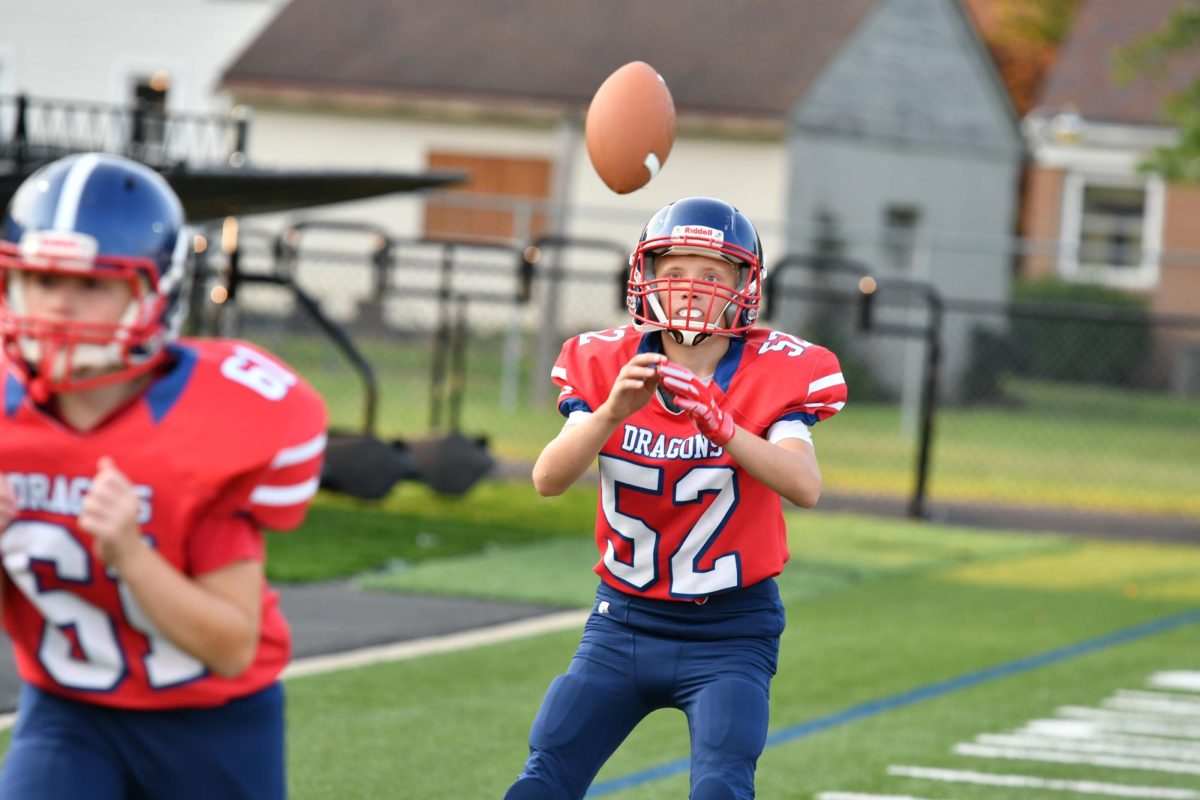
[1058, 170, 1164, 290]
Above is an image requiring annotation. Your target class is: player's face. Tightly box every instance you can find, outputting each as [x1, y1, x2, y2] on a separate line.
[653, 253, 739, 327]
[18, 270, 135, 326]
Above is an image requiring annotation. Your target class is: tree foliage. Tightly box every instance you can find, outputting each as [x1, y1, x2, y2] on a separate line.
[992, 0, 1083, 46]
[968, 0, 1082, 114]
[1117, 1, 1200, 183]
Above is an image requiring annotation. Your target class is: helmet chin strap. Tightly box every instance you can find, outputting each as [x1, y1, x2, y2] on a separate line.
[667, 328, 710, 346]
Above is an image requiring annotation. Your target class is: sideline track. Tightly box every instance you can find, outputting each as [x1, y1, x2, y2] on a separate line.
[0, 609, 590, 734]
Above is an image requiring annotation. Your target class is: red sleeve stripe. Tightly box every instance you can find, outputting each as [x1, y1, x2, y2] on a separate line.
[270, 432, 327, 468]
[251, 477, 321, 506]
[808, 372, 845, 395]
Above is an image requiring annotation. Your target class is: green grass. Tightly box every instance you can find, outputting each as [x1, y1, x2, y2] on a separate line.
[281, 518, 1200, 799]
[266, 481, 593, 582]
[4, 509, 1200, 799]
[253, 331, 1200, 518]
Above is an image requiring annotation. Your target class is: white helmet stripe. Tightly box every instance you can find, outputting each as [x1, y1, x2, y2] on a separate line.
[52, 153, 103, 231]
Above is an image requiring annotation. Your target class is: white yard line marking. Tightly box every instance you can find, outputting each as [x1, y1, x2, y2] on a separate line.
[953, 742, 1200, 775]
[282, 609, 590, 679]
[887, 765, 1200, 799]
[1105, 693, 1200, 716]
[1117, 689, 1200, 707]
[0, 609, 590, 734]
[1149, 672, 1200, 693]
[1055, 705, 1200, 738]
[976, 732, 1200, 761]
[817, 793, 941, 800]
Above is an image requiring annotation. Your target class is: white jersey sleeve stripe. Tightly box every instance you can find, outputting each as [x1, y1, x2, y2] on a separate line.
[551, 365, 568, 381]
[251, 477, 321, 507]
[271, 432, 328, 468]
[808, 372, 846, 395]
[767, 419, 814, 446]
[805, 401, 846, 411]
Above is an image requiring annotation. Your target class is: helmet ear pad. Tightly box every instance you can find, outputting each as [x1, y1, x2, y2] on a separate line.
[0, 153, 191, 396]
[626, 196, 764, 344]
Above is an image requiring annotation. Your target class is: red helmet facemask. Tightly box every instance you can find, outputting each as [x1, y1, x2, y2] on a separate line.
[0, 235, 175, 403]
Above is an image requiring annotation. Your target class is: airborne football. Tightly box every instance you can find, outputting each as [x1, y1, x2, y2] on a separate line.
[585, 61, 676, 194]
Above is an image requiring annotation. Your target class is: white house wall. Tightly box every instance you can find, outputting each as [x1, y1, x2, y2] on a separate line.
[1, 0, 287, 111]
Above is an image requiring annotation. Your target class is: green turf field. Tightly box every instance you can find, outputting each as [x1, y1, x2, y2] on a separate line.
[290, 508, 1200, 798]
[2, 496, 1198, 798]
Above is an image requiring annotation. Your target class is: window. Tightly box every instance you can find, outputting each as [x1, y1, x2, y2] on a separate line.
[1078, 185, 1143, 267]
[882, 205, 920, 273]
[131, 72, 170, 149]
[1059, 173, 1163, 290]
[424, 152, 551, 244]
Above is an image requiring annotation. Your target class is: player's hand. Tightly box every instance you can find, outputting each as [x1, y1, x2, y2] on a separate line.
[658, 361, 736, 446]
[0, 472, 16, 531]
[80, 457, 147, 570]
[598, 352, 667, 423]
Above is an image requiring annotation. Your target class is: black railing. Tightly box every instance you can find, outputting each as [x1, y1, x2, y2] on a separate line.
[0, 93, 249, 170]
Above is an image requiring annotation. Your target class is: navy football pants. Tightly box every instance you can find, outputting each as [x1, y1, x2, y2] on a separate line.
[506, 580, 785, 800]
[0, 682, 285, 800]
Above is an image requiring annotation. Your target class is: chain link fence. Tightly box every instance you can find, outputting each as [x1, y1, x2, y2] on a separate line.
[189, 217, 1200, 530]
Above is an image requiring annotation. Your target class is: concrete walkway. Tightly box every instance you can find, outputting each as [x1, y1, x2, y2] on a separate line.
[0, 582, 563, 713]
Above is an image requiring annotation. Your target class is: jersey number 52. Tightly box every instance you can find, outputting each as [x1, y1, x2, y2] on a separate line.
[598, 456, 739, 598]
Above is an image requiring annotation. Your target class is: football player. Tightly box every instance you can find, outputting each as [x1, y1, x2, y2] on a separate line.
[506, 197, 846, 800]
[0, 153, 327, 799]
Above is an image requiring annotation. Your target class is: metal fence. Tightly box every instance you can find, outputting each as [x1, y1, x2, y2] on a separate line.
[189, 217, 1200, 532]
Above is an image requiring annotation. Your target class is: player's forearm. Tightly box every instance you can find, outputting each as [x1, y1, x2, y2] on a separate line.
[723, 430, 823, 508]
[112, 543, 260, 678]
[532, 409, 622, 495]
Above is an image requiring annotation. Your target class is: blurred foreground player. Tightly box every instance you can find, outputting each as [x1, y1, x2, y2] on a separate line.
[0, 153, 327, 799]
[506, 197, 846, 799]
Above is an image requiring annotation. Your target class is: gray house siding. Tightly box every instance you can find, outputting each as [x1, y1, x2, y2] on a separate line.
[777, 0, 1023, 402]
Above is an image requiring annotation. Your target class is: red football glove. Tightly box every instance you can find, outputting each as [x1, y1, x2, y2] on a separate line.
[657, 361, 736, 446]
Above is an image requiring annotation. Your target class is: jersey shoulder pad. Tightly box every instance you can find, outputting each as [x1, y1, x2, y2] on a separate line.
[552, 326, 639, 416]
[737, 329, 846, 426]
[172, 338, 329, 530]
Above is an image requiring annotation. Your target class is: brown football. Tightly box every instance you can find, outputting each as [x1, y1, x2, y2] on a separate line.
[585, 62, 676, 194]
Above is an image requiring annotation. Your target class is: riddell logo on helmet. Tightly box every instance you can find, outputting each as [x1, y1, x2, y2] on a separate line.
[19, 231, 98, 270]
[671, 225, 724, 244]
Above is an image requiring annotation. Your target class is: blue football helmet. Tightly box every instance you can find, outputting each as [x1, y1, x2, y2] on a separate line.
[627, 196, 764, 346]
[0, 153, 190, 398]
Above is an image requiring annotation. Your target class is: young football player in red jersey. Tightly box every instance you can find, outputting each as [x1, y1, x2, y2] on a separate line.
[505, 197, 846, 800]
[0, 153, 327, 800]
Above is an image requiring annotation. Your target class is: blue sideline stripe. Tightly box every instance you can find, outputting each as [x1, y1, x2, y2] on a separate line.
[586, 606, 1200, 797]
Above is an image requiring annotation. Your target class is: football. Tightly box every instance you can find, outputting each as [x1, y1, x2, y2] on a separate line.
[585, 62, 676, 194]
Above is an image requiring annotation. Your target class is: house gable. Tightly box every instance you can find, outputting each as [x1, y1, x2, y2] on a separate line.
[794, 0, 1020, 155]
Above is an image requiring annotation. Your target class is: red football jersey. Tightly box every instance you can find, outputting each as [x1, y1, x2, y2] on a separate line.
[0, 338, 327, 709]
[553, 326, 845, 601]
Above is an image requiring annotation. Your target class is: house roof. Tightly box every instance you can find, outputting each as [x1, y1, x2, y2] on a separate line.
[221, 0, 877, 120]
[1037, 0, 1200, 127]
